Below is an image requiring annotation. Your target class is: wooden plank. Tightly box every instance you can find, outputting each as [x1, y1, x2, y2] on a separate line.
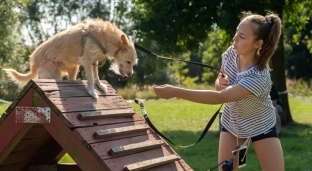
[94, 125, 149, 139]
[23, 125, 51, 139]
[77, 108, 135, 120]
[33, 79, 108, 84]
[0, 89, 34, 164]
[42, 87, 118, 98]
[31, 138, 65, 165]
[90, 133, 161, 160]
[54, 100, 131, 113]
[46, 96, 126, 105]
[0, 161, 30, 171]
[143, 160, 193, 171]
[43, 109, 108, 171]
[57, 163, 82, 171]
[102, 146, 183, 171]
[108, 140, 164, 156]
[63, 113, 143, 128]
[11, 136, 51, 153]
[73, 121, 153, 144]
[124, 154, 179, 171]
[28, 163, 82, 171]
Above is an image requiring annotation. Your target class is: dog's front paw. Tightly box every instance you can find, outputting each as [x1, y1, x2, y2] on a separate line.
[88, 90, 99, 99]
[98, 82, 107, 93]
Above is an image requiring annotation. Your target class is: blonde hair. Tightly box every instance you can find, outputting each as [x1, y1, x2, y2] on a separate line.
[241, 12, 282, 71]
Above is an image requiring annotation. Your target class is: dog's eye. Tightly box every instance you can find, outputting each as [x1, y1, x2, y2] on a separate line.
[127, 61, 131, 65]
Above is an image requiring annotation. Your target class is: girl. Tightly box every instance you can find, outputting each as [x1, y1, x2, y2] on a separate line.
[153, 12, 284, 171]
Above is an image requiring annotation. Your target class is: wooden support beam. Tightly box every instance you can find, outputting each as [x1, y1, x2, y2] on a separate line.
[77, 109, 135, 120]
[43, 109, 108, 171]
[123, 155, 180, 171]
[28, 163, 82, 171]
[94, 125, 149, 139]
[0, 89, 34, 165]
[108, 140, 164, 156]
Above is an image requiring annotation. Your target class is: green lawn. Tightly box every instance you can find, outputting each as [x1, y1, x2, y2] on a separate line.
[0, 97, 311, 170]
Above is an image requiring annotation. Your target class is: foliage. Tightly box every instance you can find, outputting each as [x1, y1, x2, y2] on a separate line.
[284, 0, 312, 80]
[0, 0, 34, 100]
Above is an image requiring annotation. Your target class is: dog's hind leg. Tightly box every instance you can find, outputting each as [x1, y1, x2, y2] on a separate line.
[68, 66, 79, 80]
[92, 61, 107, 93]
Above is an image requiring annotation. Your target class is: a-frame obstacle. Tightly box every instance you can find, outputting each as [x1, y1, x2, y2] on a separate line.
[0, 79, 192, 171]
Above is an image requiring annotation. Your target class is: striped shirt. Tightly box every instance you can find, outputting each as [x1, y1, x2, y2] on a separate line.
[221, 45, 276, 138]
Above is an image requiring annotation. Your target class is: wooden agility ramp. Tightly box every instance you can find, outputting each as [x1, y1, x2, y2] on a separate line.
[0, 79, 192, 171]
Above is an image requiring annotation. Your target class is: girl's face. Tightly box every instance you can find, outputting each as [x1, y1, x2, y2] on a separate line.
[233, 21, 261, 57]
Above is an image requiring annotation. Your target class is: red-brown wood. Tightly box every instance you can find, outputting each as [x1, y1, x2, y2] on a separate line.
[30, 137, 65, 165]
[0, 79, 193, 171]
[63, 112, 143, 128]
[123, 154, 179, 171]
[0, 89, 34, 165]
[23, 125, 51, 139]
[28, 163, 82, 171]
[102, 146, 187, 171]
[73, 121, 154, 144]
[54, 101, 131, 113]
[91, 133, 162, 160]
[47, 96, 126, 105]
[94, 125, 149, 139]
[44, 109, 108, 171]
[0, 161, 30, 171]
[77, 108, 136, 120]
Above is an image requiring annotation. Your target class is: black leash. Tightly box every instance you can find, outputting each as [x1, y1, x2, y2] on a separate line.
[133, 44, 225, 148]
[134, 43, 224, 76]
[135, 98, 223, 148]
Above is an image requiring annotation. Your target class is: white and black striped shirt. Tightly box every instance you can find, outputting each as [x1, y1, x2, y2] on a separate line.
[221, 45, 276, 138]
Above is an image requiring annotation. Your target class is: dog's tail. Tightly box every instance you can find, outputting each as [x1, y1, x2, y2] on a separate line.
[2, 64, 38, 85]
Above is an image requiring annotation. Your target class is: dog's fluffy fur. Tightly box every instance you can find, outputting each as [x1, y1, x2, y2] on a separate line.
[3, 18, 137, 98]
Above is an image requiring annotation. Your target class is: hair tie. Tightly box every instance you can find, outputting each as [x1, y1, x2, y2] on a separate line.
[265, 16, 272, 24]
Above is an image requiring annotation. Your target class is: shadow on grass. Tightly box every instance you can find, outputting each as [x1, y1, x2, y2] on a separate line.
[281, 121, 312, 138]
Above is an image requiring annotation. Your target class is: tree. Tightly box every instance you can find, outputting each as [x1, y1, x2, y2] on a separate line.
[0, 0, 34, 100]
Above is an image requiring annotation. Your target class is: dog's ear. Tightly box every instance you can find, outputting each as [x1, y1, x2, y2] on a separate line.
[121, 35, 129, 46]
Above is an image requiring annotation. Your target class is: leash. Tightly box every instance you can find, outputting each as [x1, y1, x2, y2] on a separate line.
[135, 98, 223, 148]
[134, 43, 224, 76]
[133, 44, 225, 148]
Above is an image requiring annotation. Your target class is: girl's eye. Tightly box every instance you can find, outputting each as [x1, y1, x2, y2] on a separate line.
[127, 61, 131, 64]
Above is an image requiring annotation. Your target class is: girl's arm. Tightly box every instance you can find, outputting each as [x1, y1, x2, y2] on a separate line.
[153, 84, 251, 104]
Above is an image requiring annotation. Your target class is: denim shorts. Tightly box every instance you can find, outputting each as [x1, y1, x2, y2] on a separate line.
[221, 125, 279, 142]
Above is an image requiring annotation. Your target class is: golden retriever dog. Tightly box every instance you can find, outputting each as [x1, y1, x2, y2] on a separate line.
[2, 18, 138, 98]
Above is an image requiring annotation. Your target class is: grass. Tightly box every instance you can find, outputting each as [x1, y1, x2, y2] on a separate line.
[0, 96, 311, 170]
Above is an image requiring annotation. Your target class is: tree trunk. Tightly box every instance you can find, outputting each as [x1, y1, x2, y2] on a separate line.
[271, 1, 294, 125]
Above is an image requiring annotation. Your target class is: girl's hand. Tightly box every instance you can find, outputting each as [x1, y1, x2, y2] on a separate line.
[153, 84, 176, 99]
[217, 73, 229, 90]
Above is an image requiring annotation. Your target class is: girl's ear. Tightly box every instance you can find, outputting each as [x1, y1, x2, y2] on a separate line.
[255, 39, 263, 49]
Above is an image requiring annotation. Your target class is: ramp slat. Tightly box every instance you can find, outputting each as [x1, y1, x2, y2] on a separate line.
[77, 109, 135, 120]
[94, 125, 149, 139]
[123, 155, 180, 171]
[108, 140, 164, 156]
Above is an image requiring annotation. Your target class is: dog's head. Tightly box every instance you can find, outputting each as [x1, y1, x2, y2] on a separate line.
[110, 35, 138, 77]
